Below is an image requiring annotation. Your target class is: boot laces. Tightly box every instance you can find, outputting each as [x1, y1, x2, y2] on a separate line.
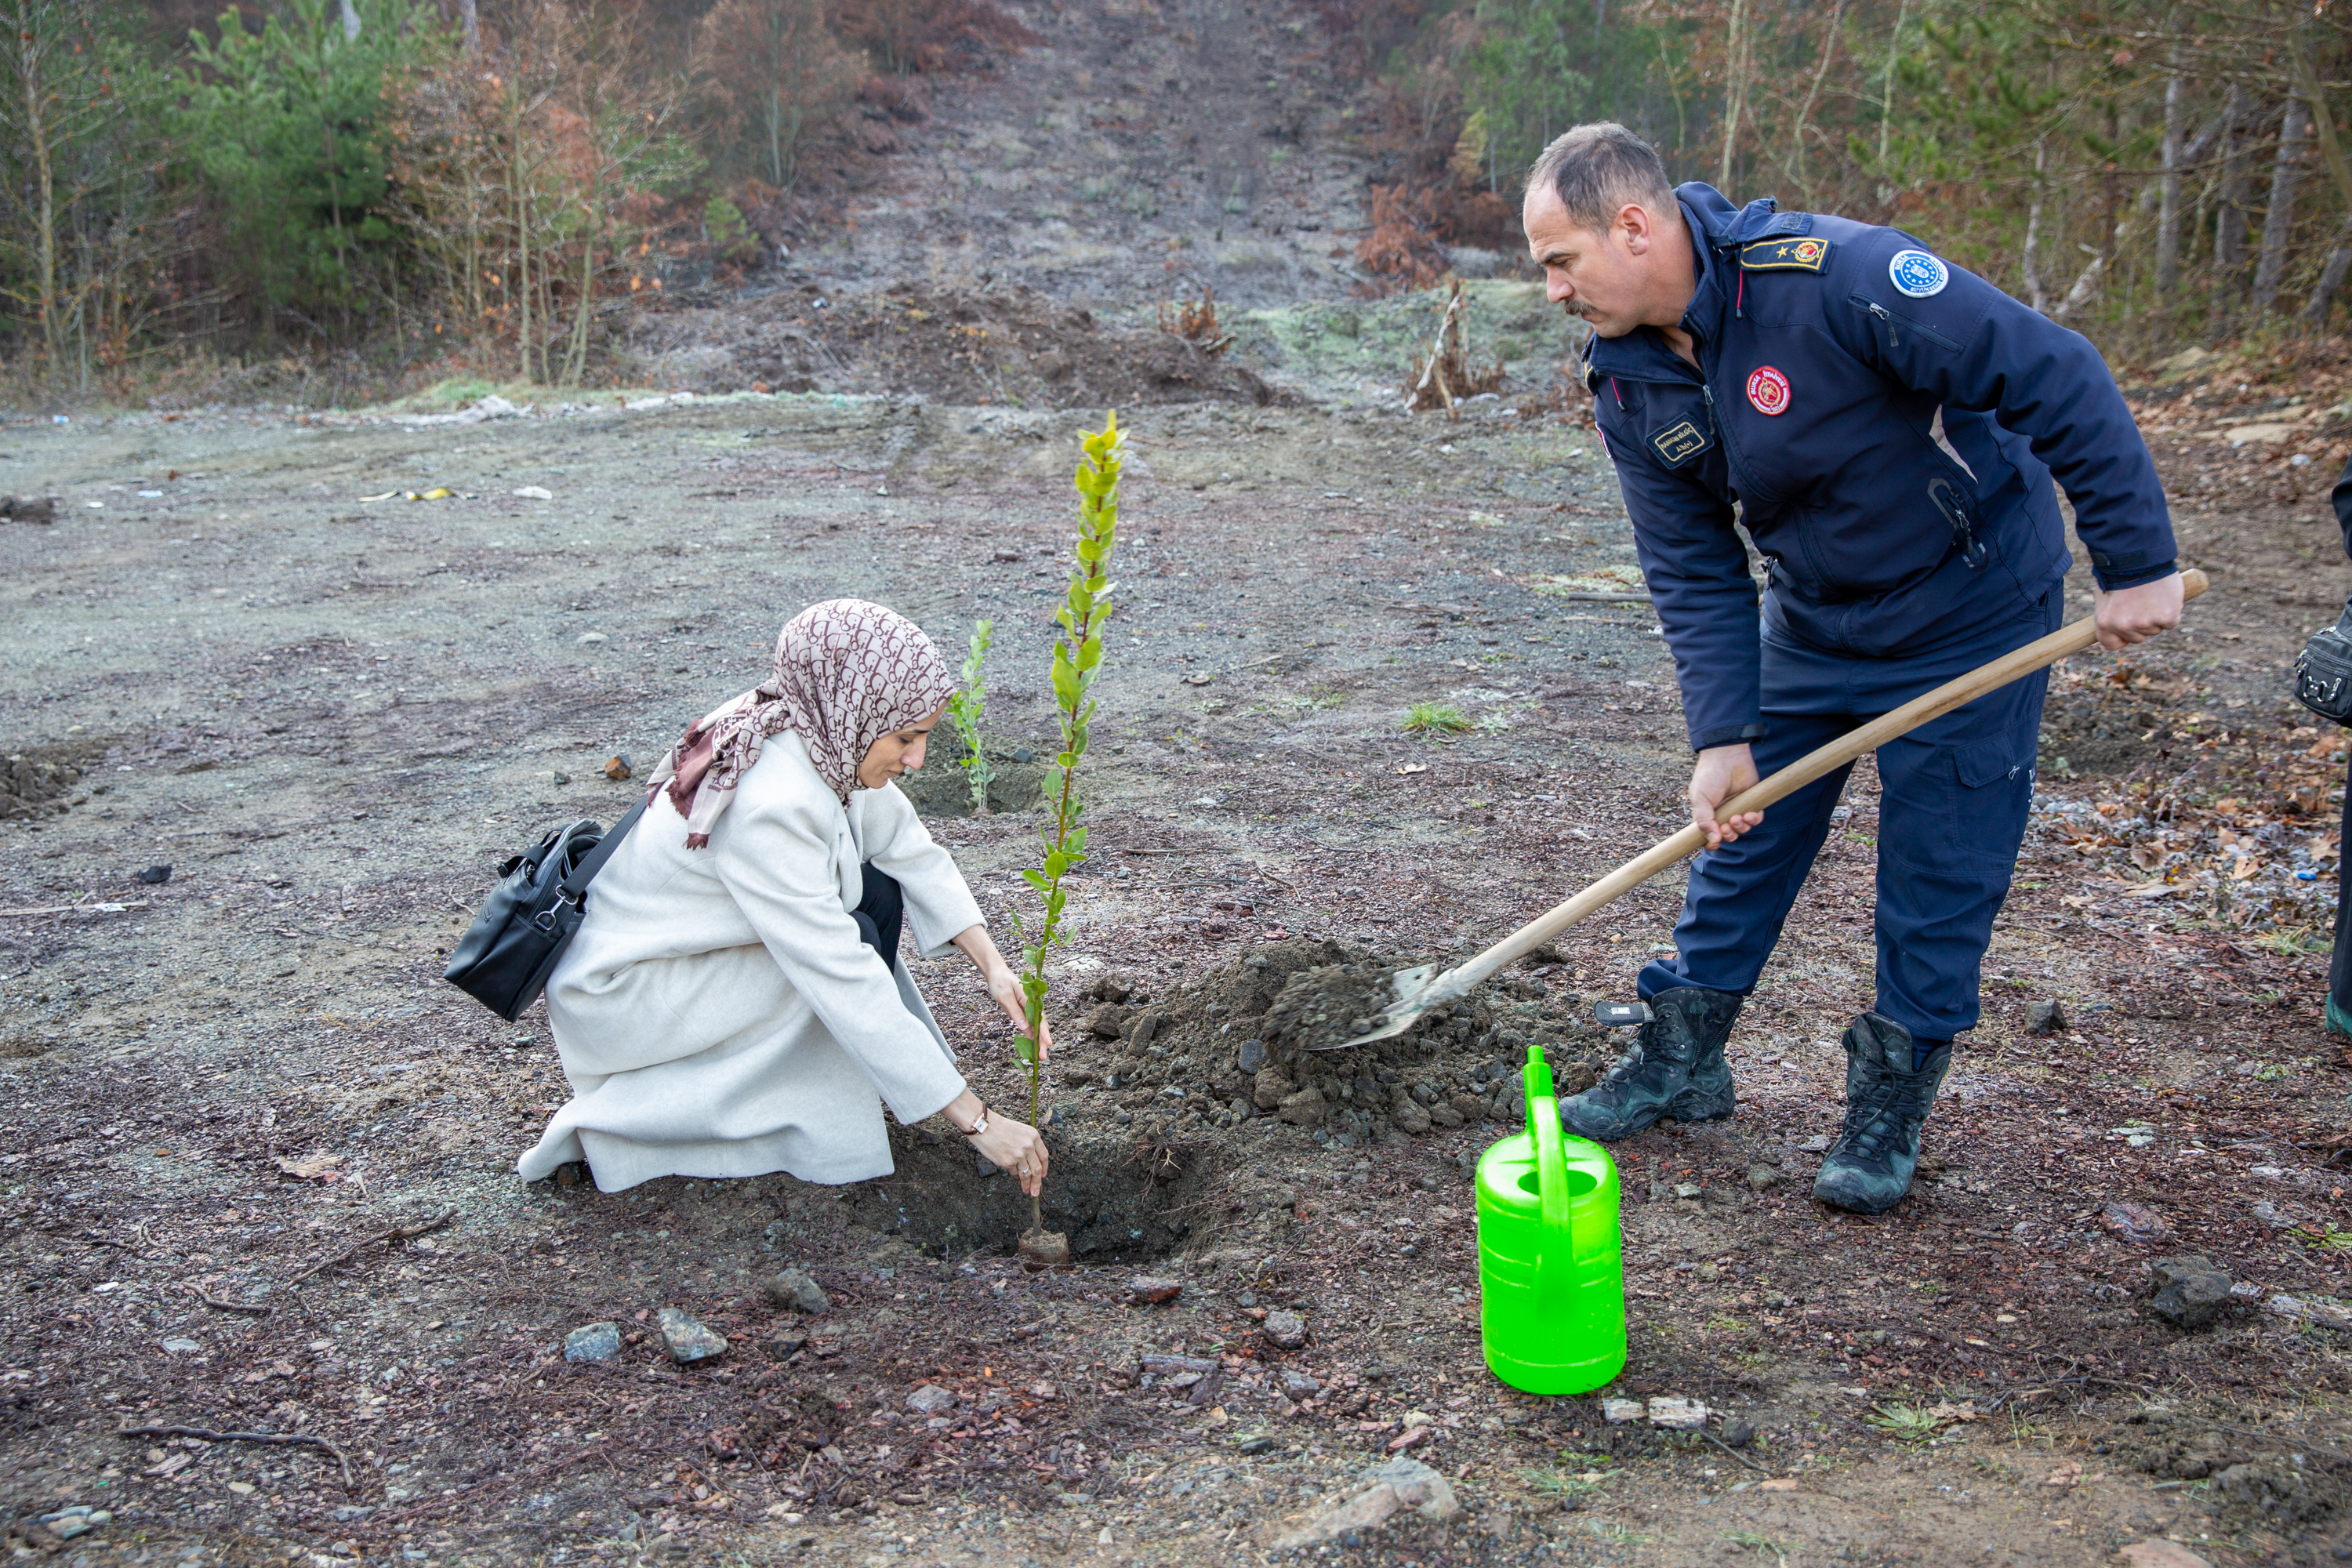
[1598, 1042, 1650, 1088]
[1836, 1076, 1921, 1164]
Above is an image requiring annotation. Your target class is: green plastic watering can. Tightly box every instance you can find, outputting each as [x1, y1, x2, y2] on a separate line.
[1473, 1044, 1626, 1396]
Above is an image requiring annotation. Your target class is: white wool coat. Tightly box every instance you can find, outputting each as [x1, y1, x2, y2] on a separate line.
[516, 731, 981, 1192]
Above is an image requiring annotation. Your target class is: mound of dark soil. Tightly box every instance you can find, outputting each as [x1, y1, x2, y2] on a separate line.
[2115, 1410, 2345, 1530]
[2, 743, 94, 821]
[893, 740, 1047, 818]
[1054, 937, 1614, 1151]
[630, 283, 1287, 408]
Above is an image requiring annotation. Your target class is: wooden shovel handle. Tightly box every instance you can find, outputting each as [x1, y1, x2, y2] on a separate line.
[1403, 568, 2211, 1013]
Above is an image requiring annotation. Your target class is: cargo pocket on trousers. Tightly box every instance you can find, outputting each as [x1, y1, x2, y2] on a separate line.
[1953, 729, 2034, 792]
[1883, 726, 2037, 877]
[1932, 728, 2037, 872]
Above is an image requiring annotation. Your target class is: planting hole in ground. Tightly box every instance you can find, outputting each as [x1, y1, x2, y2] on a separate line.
[851, 1121, 1216, 1263]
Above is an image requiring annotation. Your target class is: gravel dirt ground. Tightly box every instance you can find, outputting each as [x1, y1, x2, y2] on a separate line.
[10, 0, 2352, 1559]
[4, 377, 2352, 1568]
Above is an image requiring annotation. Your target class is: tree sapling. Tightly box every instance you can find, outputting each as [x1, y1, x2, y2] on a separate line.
[1009, 412, 1126, 1267]
[945, 618, 995, 816]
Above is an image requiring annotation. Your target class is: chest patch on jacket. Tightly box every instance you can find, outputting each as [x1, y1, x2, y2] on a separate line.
[1745, 366, 1791, 416]
[1739, 237, 1831, 272]
[1650, 419, 1711, 466]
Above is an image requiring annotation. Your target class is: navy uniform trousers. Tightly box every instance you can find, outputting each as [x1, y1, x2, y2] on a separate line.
[1635, 586, 2061, 1043]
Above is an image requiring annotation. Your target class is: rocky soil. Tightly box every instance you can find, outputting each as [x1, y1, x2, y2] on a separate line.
[8, 2, 2352, 1564]
[0, 364, 2348, 1568]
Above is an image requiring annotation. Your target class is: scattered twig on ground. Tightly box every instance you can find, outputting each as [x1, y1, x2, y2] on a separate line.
[0, 899, 151, 917]
[117, 1425, 353, 1488]
[181, 1283, 269, 1316]
[1704, 1433, 1768, 1472]
[289, 1206, 457, 1286]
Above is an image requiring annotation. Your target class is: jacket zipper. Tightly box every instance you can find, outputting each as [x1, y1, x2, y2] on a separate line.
[1848, 294, 1962, 353]
[1693, 346, 1782, 506]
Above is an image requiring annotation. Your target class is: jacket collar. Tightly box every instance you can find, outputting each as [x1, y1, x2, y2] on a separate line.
[1584, 183, 1811, 387]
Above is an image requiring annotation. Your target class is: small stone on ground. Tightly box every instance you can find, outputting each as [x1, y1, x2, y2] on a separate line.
[1271, 1456, 1461, 1548]
[1261, 1308, 1308, 1350]
[1127, 1275, 1181, 1303]
[906, 1384, 956, 1415]
[2115, 1541, 2211, 1567]
[656, 1306, 727, 1363]
[762, 1267, 831, 1314]
[2148, 1254, 2234, 1327]
[563, 1322, 620, 1364]
[1648, 1396, 1708, 1429]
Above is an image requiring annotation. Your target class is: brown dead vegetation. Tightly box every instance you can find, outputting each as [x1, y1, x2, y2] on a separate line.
[1405, 278, 1505, 413]
[1156, 285, 1232, 357]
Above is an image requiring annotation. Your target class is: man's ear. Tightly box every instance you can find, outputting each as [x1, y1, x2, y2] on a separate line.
[1617, 201, 1657, 257]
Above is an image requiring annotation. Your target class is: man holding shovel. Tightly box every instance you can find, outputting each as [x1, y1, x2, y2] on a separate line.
[1523, 124, 2183, 1213]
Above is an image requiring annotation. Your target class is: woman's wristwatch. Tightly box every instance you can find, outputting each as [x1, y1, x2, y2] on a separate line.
[959, 1105, 991, 1138]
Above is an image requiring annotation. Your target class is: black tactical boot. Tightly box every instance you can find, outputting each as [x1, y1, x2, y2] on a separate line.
[1560, 985, 1743, 1142]
[1813, 1013, 1952, 1214]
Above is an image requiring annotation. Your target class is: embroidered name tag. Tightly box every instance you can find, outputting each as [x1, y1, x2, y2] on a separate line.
[1739, 237, 1831, 272]
[1650, 419, 1711, 466]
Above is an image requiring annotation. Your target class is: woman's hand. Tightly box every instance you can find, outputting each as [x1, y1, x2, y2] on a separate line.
[982, 964, 1054, 1061]
[953, 924, 1054, 1061]
[971, 1114, 1050, 1199]
[942, 1088, 1049, 1197]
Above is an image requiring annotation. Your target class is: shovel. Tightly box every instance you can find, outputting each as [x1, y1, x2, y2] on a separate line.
[1340, 568, 2211, 1047]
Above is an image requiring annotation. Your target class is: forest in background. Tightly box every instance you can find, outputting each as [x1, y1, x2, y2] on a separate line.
[1353, 0, 2352, 363]
[5, 0, 2352, 400]
[0, 0, 1029, 398]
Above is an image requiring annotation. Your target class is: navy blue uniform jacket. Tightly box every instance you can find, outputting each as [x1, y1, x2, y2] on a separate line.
[1584, 183, 2178, 750]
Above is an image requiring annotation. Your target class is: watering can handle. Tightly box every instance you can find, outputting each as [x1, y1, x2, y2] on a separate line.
[1524, 1047, 1573, 1321]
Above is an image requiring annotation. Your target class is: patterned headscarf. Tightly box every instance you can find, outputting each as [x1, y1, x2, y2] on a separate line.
[647, 599, 953, 848]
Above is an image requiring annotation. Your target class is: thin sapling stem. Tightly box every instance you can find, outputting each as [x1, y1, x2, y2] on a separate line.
[1011, 411, 1125, 1248]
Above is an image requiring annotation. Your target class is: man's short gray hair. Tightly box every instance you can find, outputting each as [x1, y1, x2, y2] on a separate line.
[1527, 123, 1675, 231]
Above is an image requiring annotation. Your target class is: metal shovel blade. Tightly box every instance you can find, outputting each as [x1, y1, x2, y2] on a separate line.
[1311, 963, 1438, 1050]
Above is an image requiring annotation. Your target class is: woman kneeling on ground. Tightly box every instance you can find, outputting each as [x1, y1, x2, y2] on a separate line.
[517, 597, 1051, 1196]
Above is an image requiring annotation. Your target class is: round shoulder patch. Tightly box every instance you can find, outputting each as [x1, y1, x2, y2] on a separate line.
[1745, 365, 1791, 416]
[1889, 249, 1949, 298]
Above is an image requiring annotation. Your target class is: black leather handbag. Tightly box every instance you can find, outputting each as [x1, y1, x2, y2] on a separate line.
[2296, 600, 2352, 726]
[443, 794, 650, 1021]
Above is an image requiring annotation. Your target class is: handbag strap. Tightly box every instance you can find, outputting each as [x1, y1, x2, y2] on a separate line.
[558, 790, 652, 904]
